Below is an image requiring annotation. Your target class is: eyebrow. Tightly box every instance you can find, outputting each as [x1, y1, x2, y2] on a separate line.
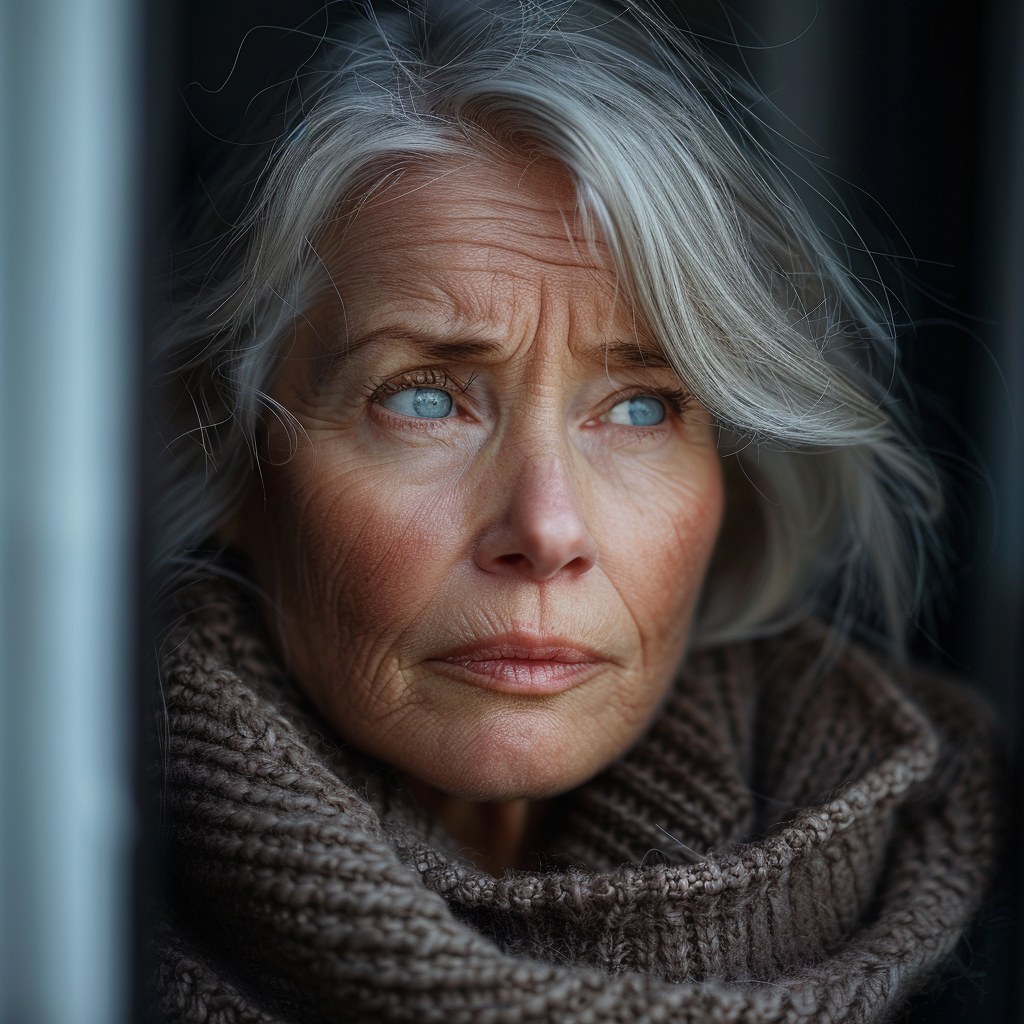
[318, 325, 674, 374]
[318, 328, 501, 366]
[597, 339, 674, 370]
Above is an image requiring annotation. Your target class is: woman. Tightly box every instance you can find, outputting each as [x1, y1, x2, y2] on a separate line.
[152, 1, 1000, 1021]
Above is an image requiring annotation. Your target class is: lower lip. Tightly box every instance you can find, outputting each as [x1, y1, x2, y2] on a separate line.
[424, 655, 602, 695]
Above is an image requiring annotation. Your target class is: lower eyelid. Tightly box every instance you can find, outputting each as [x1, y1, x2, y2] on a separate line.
[371, 403, 455, 434]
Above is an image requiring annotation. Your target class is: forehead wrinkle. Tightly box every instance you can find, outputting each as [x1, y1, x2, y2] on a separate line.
[348, 264, 656, 372]
[351, 186, 609, 275]
[379, 235, 609, 280]
[324, 242, 659, 370]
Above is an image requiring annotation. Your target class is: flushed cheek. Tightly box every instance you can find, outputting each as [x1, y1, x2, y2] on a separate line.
[267, 449, 469, 673]
[597, 458, 724, 651]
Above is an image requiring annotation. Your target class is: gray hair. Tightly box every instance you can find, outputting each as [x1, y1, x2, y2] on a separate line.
[154, 0, 940, 651]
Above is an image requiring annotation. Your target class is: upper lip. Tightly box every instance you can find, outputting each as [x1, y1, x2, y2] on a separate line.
[430, 633, 603, 664]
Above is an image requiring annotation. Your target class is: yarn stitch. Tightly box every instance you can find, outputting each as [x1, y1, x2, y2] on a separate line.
[154, 580, 1000, 1023]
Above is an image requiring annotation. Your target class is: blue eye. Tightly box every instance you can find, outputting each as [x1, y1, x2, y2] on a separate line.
[380, 386, 454, 419]
[605, 395, 665, 426]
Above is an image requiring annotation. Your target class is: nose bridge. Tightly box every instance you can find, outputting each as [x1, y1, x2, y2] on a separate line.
[509, 432, 577, 515]
[500, 388, 580, 512]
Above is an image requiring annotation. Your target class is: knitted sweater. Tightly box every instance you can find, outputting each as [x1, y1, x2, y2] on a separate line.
[154, 581, 1001, 1023]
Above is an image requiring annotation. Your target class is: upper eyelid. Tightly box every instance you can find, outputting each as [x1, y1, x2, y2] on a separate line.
[370, 368, 683, 393]
[605, 383, 693, 413]
[367, 366, 472, 401]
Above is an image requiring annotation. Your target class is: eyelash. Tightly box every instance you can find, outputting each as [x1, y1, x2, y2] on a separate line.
[366, 367, 694, 419]
[366, 367, 476, 406]
[619, 384, 694, 417]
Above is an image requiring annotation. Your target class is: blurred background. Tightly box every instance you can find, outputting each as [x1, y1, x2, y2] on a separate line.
[0, 0, 1020, 1020]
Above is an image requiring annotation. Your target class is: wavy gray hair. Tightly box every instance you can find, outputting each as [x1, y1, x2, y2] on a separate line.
[154, 0, 939, 650]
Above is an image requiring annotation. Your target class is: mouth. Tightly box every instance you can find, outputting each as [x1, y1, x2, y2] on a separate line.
[423, 634, 605, 695]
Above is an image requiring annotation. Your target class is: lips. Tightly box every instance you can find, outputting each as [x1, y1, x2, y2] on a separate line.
[424, 634, 604, 695]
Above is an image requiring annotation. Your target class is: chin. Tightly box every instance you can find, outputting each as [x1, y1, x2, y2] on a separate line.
[409, 711, 615, 802]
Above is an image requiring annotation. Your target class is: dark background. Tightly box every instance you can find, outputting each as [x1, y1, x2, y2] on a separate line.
[142, 1, 1024, 1020]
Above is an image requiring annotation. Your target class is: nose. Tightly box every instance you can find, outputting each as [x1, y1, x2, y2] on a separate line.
[473, 450, 599, 581]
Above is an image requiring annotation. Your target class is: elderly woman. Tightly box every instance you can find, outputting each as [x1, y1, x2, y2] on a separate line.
[152, 2, 1000, 1021]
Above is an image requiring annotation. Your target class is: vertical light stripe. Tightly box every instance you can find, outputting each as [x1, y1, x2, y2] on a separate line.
[0, 0, 137, 1021]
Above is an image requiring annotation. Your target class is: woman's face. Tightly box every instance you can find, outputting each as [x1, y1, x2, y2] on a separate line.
[239, 157, 724, 801]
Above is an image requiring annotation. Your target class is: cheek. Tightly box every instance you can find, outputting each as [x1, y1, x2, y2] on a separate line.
[254, 442, 469, 661]
[597, 447, 724, 646]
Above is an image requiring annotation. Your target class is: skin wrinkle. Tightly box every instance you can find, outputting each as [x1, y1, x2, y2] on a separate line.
[237, 156, 724, 870]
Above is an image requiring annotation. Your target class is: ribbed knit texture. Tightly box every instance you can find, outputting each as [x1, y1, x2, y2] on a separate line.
[154, 580, 1001, 1023]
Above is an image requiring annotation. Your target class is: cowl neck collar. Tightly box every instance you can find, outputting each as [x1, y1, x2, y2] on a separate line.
[155, 578, 999, 1023]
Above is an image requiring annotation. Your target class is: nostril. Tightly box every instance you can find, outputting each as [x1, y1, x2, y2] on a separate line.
[494, 553, 529, 570]
[488, 549, 594, 581]
[563, 555, 592, 576]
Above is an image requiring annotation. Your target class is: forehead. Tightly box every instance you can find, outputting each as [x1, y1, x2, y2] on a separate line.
[325, 157, 623, 335]
[298, 155, 674, 374]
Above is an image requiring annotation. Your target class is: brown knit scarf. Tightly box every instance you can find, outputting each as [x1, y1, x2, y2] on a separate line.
[153, 580, 1000, 1023]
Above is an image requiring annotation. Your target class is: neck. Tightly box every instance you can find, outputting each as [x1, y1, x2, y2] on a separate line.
[402, 777, 542, 877]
